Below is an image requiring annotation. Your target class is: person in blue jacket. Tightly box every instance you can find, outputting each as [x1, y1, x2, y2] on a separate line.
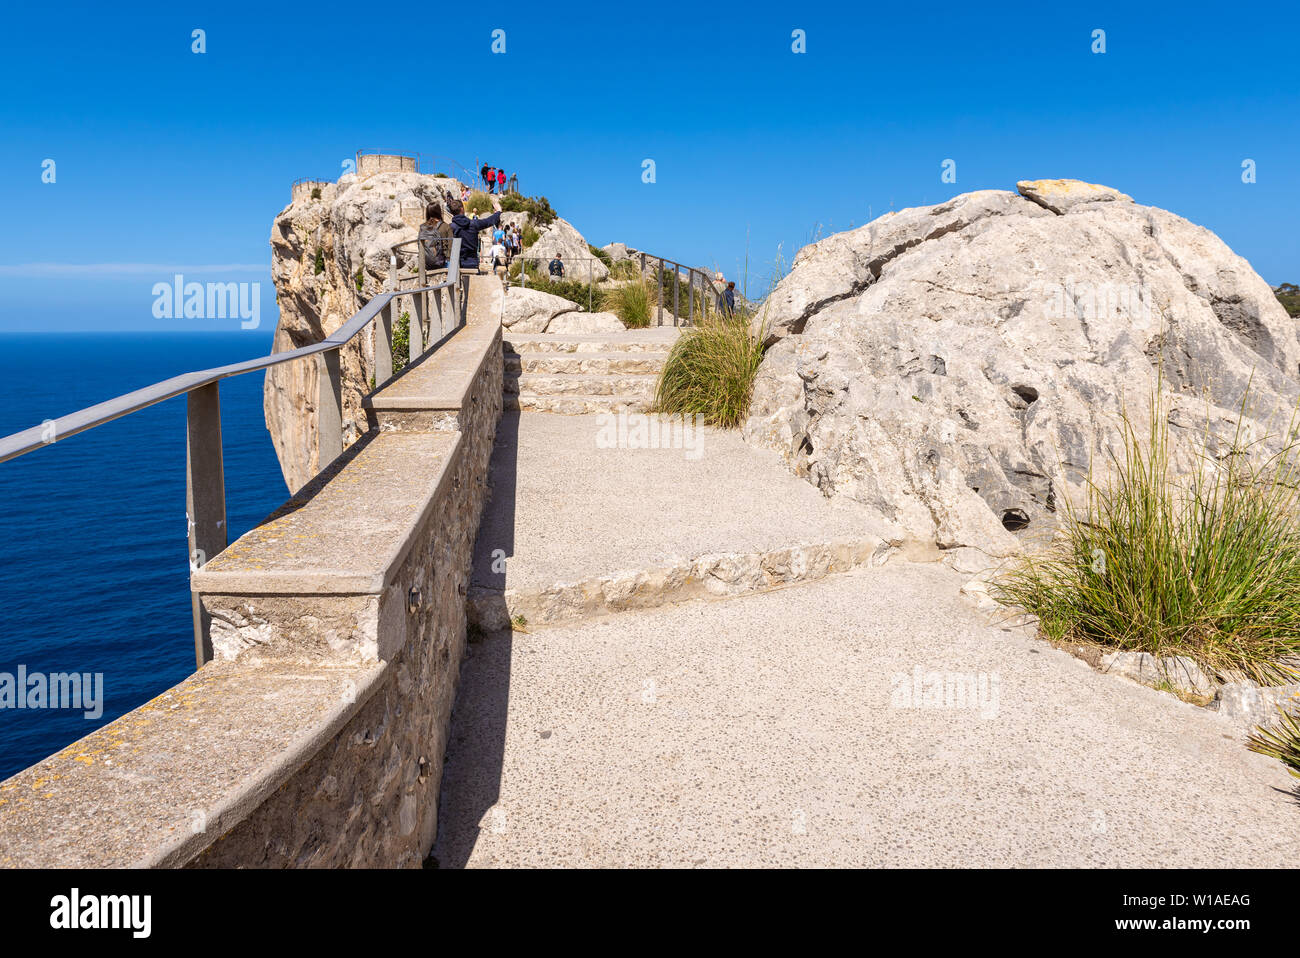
[447, 198, 502, 270]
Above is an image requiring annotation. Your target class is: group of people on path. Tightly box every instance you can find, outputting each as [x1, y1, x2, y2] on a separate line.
[489, 223, 525, 273]
[479, 164, 516, 195]
[418, 186, 741, 315]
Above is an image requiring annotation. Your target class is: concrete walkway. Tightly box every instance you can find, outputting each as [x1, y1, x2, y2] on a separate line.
[466, 410, 904, 630]
[472, 411, 895, 592]
[435, 563, 1300, 868]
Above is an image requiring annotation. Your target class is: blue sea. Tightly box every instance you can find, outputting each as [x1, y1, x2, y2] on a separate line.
[0, 333, 290, 780]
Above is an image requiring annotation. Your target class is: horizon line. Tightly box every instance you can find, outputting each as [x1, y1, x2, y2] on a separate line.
[0, 263, 270, 278]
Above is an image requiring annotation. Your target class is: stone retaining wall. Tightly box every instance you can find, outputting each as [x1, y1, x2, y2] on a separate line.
[0, 303, 502, 868]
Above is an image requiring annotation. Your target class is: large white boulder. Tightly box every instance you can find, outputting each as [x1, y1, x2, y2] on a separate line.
[545, 311, 626, 334]
[501, 287, 578, 332]
[745, 180, 1300, 564]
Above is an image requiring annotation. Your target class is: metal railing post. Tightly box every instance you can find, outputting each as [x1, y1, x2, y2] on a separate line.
[432, 280, 445, 339]
[656, 264, 664, 327]
[318, 348, 343, 467]
[409, 296, 424, 365]
[376, 300, 394, 387]
[186, 382, 226, 668]
[448, 238, 462, 327]
[673, 263, 681, 327]
[640, 251, 646, 286]
[688, 269, 695, 324]
[418, 246, 428, 353]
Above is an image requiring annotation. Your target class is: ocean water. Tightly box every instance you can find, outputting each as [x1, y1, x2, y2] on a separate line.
[0, 333, 290, 780]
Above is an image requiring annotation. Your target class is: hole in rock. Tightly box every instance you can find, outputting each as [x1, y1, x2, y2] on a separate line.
[1001, 509, 1030, 532]
[798, 436, 814, 456]
[1010, 385, 1039, 405]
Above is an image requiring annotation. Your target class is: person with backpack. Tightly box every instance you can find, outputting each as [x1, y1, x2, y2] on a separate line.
[723, 281, 737, 316]
[490, 237, 508, 274]
[447, 197, 502, 271]
[418, 202, 453, 270]
[496, 169, 507, 195]
[548, 253, 565, 281]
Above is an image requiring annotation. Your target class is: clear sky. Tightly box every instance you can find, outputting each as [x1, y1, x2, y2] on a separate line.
[0, 0, 1296, 330]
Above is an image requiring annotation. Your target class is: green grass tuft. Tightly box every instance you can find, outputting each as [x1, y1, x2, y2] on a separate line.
[1248, 708, 1300, 778]
[654, 315, 765, 428]
[392, 310, 410, 373]
[466, 191, 494, 215]
[601, 279, 654, 328]
[498, 193, 556, 227]
[993, 391, 1300, 686]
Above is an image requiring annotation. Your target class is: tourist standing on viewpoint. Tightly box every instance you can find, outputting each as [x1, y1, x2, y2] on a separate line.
[447, 197, 502, 271]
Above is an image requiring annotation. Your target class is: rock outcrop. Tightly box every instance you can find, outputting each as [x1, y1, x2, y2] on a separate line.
[265, 170, 468, 492]
[745, 180, 1300, 568]
[499, 286, 628, 334]
[527, 217, 609, 283]
[500, 287, 577, 332]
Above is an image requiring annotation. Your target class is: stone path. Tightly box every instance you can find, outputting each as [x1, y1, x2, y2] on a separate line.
[431, 331, 1300, 868]
[436, 563, 1300, 868]
[467, 410, 901, 630]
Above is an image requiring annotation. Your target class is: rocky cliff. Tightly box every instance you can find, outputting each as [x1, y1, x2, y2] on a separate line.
[265, 170, 469, 491]
[265, 172, 615, 491]
[745, 179, 1300, 571]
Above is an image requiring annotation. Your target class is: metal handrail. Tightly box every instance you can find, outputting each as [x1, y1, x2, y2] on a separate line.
[627, 249, 723, 327]
[0, 238, 464, 667]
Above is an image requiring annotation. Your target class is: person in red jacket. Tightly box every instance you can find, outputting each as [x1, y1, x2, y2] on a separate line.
[496, 169, 507, 194]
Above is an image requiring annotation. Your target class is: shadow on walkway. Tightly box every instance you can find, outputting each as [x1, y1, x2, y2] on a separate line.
[431, 410, 520, 868]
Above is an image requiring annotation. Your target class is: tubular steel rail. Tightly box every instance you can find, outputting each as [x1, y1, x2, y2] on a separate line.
[0, 238, 463, 668]
[633, 250, 725, 328]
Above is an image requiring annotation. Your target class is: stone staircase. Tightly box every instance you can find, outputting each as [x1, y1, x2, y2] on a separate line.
[503, 329, 678, 413]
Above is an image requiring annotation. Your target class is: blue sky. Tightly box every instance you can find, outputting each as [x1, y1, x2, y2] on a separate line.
[0, 0, 1296, 330]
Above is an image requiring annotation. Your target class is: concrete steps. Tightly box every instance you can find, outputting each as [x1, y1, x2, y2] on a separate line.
[505, 394, 654, 414]
[504, 352, 670, 375]
[504, 330, 679, 354]
[502, 328, 678, 414]
[504, 373, 658, 398]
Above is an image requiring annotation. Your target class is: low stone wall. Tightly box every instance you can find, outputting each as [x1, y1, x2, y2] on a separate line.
[0, 293, 502, 868]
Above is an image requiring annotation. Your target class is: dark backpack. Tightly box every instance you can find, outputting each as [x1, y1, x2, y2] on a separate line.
[419, 222, 451, 270]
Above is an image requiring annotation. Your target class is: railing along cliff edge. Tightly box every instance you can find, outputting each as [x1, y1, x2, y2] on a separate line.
[0, 238, 464, 668]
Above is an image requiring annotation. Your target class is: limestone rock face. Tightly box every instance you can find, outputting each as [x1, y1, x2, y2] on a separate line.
[1016, 178, 1134, 215]
[500, 287, 578, 332]
[745, 183, 1300, 563]
[527, 217, 609, 283]
[545, 311, 626, 334]
[265, 171, 466, 492]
